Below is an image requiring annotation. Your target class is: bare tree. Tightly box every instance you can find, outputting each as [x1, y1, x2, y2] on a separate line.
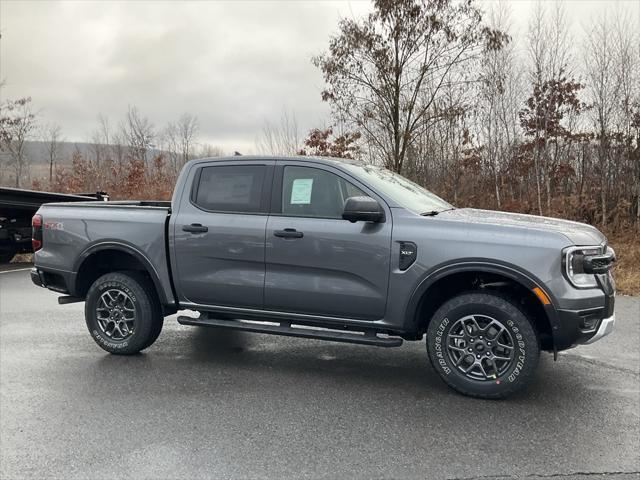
[97, 113, 111, 147]
[584, 14, 620, 227]
[177, 113, 199, 165]
[42, 123, 63, 185]
[0, 97, 37, 187]
[93, 113, 113, 167]
[195, 143, 225, 158]
[525, 1, 574, 214]
[111, 130, 127, 167]
[161, 113, 200, 172]
[474, 0, 522, 208]
[120, 105, 154, 161]
[255, 108, 300, 156]
[161, 121, 179, 171]
[611, 10, 640, 225]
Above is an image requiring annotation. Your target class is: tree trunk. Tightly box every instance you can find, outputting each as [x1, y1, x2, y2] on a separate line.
[545, 173, 551, 215]
[533, 144, 543, 215]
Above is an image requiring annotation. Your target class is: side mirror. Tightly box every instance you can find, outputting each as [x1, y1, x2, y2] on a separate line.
[342, 196, 384, 223]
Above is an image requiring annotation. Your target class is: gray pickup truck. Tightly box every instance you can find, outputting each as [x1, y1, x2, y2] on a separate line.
[31, 155, 616, 398]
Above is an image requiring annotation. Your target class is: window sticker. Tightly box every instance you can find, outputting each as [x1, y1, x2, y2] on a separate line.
[290, 178, 313, 204]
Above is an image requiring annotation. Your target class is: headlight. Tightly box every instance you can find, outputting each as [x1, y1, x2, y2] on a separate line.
[563, 245, 602, 288]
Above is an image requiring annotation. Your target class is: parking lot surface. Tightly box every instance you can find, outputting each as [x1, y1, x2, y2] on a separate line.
[1, 268, 639, 479]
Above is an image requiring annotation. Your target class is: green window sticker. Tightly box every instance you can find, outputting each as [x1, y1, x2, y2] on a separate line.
[290, 178, 313, 204]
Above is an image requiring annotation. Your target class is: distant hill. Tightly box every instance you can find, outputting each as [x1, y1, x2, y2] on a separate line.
[21, 141, 97, 165]
[5, 141, 169, 166]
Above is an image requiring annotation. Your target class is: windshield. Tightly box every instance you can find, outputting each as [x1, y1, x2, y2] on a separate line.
[342, 163, 453, 214]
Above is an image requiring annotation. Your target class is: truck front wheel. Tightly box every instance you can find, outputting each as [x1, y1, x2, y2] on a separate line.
[426, 292, 539, 399]
[85, 271, 163, 355]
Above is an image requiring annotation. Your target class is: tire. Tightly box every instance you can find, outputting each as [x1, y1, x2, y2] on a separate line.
[141, 303, 164, 350]
[85, 271, 163, 355]
[426, 292, 539, 399]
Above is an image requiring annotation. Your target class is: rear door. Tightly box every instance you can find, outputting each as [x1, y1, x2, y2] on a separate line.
[171, 160, 274, 308]
[264, 161, 392, 320]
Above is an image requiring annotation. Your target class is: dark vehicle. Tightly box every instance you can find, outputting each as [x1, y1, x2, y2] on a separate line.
[30, 156, 616, 398]
[0, 187, 107, 262]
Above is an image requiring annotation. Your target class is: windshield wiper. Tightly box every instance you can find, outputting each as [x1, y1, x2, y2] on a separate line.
[420, 207, 455, 217]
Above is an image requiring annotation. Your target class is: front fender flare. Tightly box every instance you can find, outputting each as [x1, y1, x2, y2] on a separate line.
[404, 259, 560, 340]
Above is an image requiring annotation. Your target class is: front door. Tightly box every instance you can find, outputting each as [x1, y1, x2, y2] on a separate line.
[172, 160, 273, 308]
[265, 162, 392, 320]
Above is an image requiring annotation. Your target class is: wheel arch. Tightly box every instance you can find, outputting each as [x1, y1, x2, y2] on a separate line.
[405, 261, 559, 351]
[72, 241, 167, 304]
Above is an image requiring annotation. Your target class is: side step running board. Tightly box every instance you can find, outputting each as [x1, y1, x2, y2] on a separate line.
[177, 316, 403, 348]
[58, 295, 83, 305]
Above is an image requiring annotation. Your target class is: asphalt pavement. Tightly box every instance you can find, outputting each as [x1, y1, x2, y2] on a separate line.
[1, 268, 639, 479]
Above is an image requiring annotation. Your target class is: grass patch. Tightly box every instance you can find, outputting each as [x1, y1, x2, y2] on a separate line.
[608, 232, 640, 296]
[10, 253, 33, 263]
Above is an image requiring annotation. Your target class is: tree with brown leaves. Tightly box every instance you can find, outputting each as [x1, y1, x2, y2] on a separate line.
[313, 0, 508, 174]
[298, 127, 361, 159]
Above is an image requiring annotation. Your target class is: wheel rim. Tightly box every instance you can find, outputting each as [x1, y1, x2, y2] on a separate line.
[445, 314, 515, 381]
[96, 289, 136, 341]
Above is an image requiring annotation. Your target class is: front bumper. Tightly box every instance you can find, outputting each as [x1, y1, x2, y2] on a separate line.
[553, 273, 615, 350]
[583, 313, 615, 344]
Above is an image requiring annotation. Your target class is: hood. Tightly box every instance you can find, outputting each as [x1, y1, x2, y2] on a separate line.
[437, 208, 605, 246]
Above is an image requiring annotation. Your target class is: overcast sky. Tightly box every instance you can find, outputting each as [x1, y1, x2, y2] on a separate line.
[1, 0, 638, 154]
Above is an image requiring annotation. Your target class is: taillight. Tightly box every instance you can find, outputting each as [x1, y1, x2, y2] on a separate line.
[32, 214, 42, 252]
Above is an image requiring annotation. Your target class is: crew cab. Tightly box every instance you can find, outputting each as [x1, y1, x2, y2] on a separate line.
[31, 156, 616, 398]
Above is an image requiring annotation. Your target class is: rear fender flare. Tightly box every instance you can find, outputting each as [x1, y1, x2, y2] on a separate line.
[73, 240, 167, 304]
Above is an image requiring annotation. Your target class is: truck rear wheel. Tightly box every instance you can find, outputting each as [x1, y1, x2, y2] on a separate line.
[426, 292, 539, 399]
[85, 271, 163, 355]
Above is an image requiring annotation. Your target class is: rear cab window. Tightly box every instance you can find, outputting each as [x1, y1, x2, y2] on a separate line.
[192, 164, 267, 214]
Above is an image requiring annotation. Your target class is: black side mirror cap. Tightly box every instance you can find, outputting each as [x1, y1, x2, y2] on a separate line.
[342, 196, 384, 223]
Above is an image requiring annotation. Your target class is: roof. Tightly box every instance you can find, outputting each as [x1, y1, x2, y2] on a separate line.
[185, 155, 368, 168]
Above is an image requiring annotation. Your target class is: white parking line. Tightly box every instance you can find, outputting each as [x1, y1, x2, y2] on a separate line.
[0, 267, 32, 274]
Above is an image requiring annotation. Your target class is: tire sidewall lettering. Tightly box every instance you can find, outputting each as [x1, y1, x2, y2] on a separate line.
[506, 318, 527, 383]
[92, 329, 129, 349]
[433, 317, 451, 375]
[96, 281, 138, 304]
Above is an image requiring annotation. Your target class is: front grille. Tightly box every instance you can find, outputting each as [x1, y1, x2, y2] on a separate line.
[591, 258, 610, 269]
[584, 251, 615, 274]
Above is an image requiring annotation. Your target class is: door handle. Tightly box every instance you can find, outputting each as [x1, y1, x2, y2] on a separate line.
[182, 223, 208, 233]
[274, 228, 303, 239]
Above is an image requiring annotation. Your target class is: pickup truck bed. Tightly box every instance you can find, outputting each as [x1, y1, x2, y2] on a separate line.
[32, 201, 175, 306]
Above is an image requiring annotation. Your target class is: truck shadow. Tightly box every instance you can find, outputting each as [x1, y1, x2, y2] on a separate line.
[170, 327, 614, 403]
[92, 325, 625, 411]
[184, 327, 443, 392]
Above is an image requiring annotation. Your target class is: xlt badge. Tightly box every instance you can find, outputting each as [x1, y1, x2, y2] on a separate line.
[399, 241, 417, 271]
